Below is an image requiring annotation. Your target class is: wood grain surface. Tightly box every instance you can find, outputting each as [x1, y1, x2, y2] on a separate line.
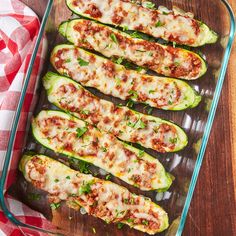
[183, 1, 236, 235]
[19, 0, 236, 235]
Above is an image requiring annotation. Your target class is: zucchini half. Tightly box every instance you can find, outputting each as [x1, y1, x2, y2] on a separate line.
[31, 110, 173, 191]
[50, 43, 201, 110]
[66, 0, 218, 47]
[43, 72, 188, 153]
[19, 154, 169, 234]
[59, 19, 207, 80]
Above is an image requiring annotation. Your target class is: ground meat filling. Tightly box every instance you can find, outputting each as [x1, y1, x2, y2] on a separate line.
[50, 80, 179, 153]
[69, 20, 203, 79]
[23, 156, 165, 233]
[33, 112, 169, 190]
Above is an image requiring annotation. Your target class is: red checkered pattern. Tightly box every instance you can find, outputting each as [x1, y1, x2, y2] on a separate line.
[0, 0, 52, 235]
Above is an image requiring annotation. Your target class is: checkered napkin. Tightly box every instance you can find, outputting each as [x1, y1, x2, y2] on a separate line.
[0, 0, 52, 235]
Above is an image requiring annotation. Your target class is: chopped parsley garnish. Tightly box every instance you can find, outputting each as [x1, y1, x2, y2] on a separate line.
[65, 58, 71, 63]
[138, 150, 145, 157]
[169, 137, 178, 144]
[149, 90, 155, 94]
[130, 31, 143, 39]
[117, 223, 124, 229]
[127, 121, 136, 128]
[69, 159, 90, 174]
[127, 118, 146, 129]
[78, 181, 93, 195]
[66, 176, 70, 180]
[101, 146, 107, 152]
[142, 219, 149, 225]
[144, 105, 153, 115]
[115, 57, 123, 64]
[137, 119, 146, 128]
[148, 52, 153, 56]
[122, 25, 129, 31]
[77, 57, 89, 66]
[115, 77, 121, 85]
[155, 21, 165, 27]
[76, 126, 88, 138]
[127, 218, 134, 223]
[105, 174, 111, 180]
[54, 178, 59, 183]
[174, 61, 180, 66]
[162, 11, 169, 15]
[168, 100, 173, 105]
[144, 1, 156, 9]
[50, 202, 61, 210]
[126, 99, 134, 108]
[80, 109, 90, 115]
[27, 193, 41, 201]
[124, 198, 129, 204]
[110, 33, 118, 44]
[136, 66, 145, 72]
[130, 198, 135, 204]
[128, 90, 138, 99]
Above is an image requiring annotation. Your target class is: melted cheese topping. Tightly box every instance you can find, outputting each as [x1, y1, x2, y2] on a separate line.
[32, 110, 172, 191]
[51, 44, 200, 110]
[59, 19, 206, 80]
[21, 154, 169, 234]
[44, 73, 188, 153]
[66, 0, 217, 47]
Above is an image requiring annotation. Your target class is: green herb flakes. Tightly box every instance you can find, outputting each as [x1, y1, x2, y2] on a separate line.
[76, 126, 88, 138]
[138, 149, 145, 157]
[50, 202, 61, 210]
[144, 1, 156, 9]
[142, 219, 149, 225]
[77, 57, 89, 66]
[128, 90, 138, 99]
[110, 33, 118, 44]
[169, 137, 178, 144]
[78, 181, 93, 195]
[155, 21, 165, 27]
[117, 222, 124, 229]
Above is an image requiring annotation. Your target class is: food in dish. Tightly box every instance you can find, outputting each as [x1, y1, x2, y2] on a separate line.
[51, 44, 201, 110]
[65, 0, 218, 47]
[19, 154, 169, 234]
[31, 110, 173, 191]
[59, 19, 207, 80]
[43, 72, 188, 153]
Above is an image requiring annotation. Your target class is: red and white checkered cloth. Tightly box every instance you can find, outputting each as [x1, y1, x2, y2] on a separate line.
[0, 0, 53, 235]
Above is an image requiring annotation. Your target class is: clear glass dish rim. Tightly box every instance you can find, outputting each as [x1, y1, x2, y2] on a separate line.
[0, 0, 235, 235]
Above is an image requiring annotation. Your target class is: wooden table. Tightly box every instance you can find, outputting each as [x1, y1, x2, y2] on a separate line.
[183, 1, 236, 235]
[20, 0, 236, 235]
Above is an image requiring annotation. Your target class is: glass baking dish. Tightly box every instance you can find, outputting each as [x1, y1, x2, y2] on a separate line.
[0, 0, 235, 235]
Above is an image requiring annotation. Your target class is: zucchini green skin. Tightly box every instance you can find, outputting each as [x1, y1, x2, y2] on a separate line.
[43, 72, 188, 153]
[65, 0, 218, 47]
[43, 72, 188, 152]
[50, 43, 201, 109]
[31, 110, 173, 191]
[19, 154, 169, 234]
[59, 19, 207, 80]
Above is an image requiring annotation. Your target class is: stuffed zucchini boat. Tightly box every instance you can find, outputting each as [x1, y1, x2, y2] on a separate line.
[31, 110, 172, 191]
[43, 72, 188, 153]
[50, 44, 201, 110]
[59, 19, 207, 80]
[19, 154, 169, 234]
[65, 0, 218, 47]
